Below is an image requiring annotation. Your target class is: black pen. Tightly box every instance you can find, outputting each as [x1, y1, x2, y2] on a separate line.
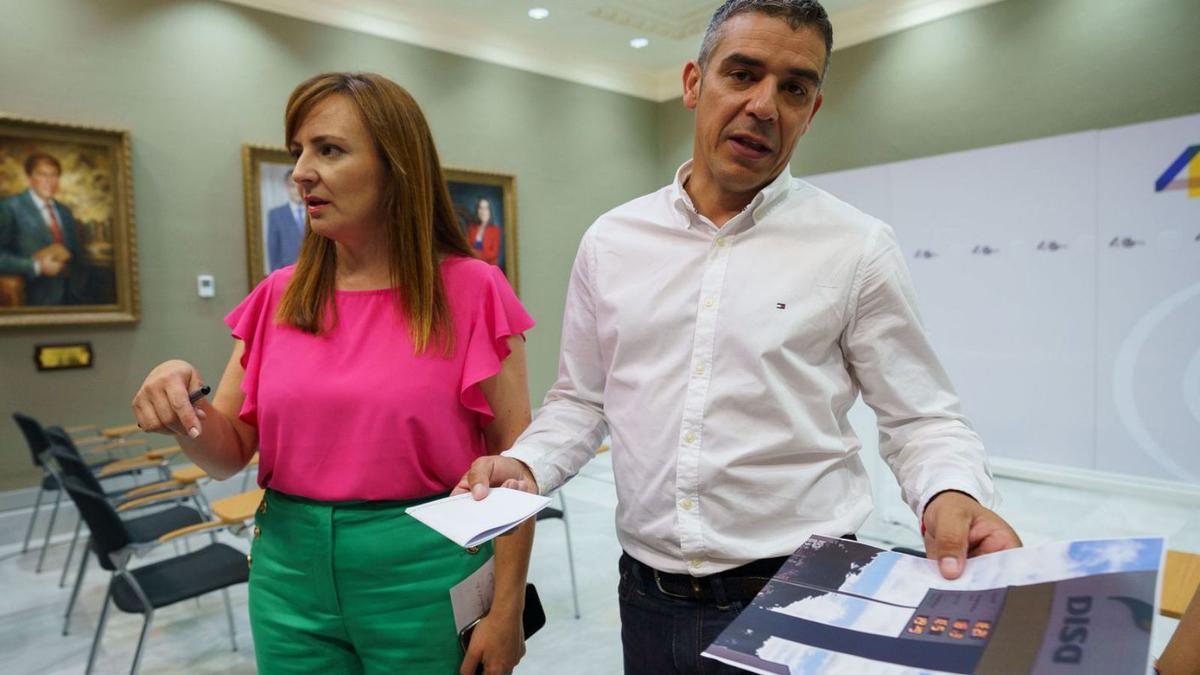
[188, 385, 211, 404]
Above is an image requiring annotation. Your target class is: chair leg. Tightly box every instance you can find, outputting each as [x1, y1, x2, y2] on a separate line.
[64, 537, 90, 635]
[559, 493, 581, 619]
[21, 487, 45, 553]
[36, 489, 63, 573]
[192, 490, 213, 520]
[221, 588, 238, 651]
[86, 579, 115, 675]
[129, 608, 154, 675]
[60, 517, 83, 587]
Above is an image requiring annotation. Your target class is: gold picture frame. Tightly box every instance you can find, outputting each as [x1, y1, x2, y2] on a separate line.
[445, 167, 519, 294]
[0, 114, 138, 327]
[241, 144, 296, 289]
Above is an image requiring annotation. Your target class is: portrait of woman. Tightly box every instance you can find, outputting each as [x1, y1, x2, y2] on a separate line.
[467, 197, 501, 267]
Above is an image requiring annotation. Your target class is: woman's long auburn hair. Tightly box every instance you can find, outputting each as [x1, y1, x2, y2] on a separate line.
[276, 72, 476, 353]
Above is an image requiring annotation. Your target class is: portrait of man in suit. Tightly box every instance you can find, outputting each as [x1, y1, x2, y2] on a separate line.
[0, 152, 89, 306]
[265, 168, 304, 272]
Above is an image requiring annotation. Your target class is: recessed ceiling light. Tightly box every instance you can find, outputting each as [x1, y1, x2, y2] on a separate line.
[629, 37, 649, 49]
[528, 8, 549, 20]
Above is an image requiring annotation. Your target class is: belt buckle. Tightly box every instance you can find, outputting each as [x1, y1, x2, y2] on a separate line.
[653, 570, 702, 600]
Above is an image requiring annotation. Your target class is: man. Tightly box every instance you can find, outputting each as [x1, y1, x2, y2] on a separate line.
[460, 1, 1021, 673]
[266, 169, 305, 272]
[0, 152, 86, 306]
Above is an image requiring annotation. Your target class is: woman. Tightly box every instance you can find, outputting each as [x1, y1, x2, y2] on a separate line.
[132, 72, 534, 675]
[467, 197, 502, 266]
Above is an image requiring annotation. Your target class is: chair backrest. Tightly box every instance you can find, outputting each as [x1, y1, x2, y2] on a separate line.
[54, 469, 130, 571]
[12, 412, 50, 468]
[44, 426, 83, 460]
[45, 444, 105, 497]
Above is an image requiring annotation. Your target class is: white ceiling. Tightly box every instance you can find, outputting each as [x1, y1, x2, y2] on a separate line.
[220, 0, 1008, 101]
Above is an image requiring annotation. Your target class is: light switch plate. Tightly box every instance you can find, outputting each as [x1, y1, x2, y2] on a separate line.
[197, 274, 215, 298]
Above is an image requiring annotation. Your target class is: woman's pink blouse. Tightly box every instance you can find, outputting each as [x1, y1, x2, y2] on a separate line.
[224, 256, 534, 501]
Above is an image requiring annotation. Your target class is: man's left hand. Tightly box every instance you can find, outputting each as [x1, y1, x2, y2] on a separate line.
[922, 491, 1021, 580]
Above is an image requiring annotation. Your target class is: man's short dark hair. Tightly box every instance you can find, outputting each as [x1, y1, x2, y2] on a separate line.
[24, 152, 62, 176]
[697, 0, 834, 80]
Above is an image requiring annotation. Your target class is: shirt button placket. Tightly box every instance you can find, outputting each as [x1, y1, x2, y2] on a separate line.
[676, 232, 732, 570]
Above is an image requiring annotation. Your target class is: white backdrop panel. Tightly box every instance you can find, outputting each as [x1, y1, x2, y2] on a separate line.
[1095, 115, 1200, 481]
[887, 133, 1098, 470]
[802, 113, 1200, 485]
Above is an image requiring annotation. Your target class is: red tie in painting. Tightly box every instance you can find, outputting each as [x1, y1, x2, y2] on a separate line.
[44, 202, 65, 245]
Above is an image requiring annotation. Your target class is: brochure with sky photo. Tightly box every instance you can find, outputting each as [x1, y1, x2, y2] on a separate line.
[702, 535, 1164, 674]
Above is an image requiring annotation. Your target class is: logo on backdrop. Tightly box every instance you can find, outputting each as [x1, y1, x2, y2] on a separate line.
[1155, 145, 1199, 198]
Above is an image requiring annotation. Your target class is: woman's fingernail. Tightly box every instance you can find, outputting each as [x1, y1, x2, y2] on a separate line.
[188, 427, 200, 438]
[940, 556, 961, 576]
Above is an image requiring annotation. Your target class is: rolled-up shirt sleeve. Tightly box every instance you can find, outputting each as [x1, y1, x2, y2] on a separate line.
[504, 231, 609, 495]
[841, 223, 995, 517]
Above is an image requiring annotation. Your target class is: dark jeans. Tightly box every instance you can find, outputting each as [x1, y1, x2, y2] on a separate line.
[617, 553, 776, 675]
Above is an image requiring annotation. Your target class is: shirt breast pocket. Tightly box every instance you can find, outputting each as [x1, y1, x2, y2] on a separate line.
[762, 283, 845, 357]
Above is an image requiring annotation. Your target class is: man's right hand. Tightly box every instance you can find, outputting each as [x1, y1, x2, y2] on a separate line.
[453, 456, 539, 500]
[35, 253, 65, 277]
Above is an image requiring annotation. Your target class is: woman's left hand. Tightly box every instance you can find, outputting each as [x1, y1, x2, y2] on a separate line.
[460, 611, 525, 675]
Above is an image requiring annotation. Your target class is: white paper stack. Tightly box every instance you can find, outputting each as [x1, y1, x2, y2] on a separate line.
[407, 488, 551, 548]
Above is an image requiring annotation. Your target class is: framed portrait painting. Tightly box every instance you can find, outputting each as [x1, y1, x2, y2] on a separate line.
[241, 144, 298, 289]
[0, 114, 138, 327]
[445, 168, 519, 293]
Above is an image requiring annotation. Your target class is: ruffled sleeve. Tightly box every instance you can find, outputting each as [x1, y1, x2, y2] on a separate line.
[459, 265, 536, 425]
[223, 271, 284, 427]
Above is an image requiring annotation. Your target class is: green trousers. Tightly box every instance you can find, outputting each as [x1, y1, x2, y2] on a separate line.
[248, 489, 494, 674]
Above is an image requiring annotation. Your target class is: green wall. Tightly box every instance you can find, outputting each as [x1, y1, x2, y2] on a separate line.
[658, 0, 1200, 177]
[0, 0, 660, 490]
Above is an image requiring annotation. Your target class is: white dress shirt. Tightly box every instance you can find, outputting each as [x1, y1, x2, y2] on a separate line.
[27, 189, 65, 277]
[290, 201, 305, 231]
[505, 161, 994, 575]
[28, 189, 61, 229]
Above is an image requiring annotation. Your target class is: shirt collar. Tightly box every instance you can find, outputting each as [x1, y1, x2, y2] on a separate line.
[28, 189, 51, 211]
[668, 159, 793, 231]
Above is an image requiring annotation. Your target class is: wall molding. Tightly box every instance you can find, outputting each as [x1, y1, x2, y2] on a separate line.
[991, 457, 1200, 506]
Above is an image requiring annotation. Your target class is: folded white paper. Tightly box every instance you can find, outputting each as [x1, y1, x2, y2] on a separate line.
[407, 488, 551, 548]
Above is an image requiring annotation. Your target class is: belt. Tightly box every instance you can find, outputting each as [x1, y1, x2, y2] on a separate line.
[624, 553, 785, 603]
[623, 535, 858, 604]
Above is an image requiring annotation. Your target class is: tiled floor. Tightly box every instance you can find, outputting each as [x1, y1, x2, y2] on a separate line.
[0, 452, 1194, 674]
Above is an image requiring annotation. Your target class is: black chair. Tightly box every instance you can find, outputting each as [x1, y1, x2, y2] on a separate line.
[15, 412, 68, 571]
[13, 413, 159, 570]
[55, 472, 248, 675]
[12, 412, 114, 572]
[44, 445, 208, 637]
[535, 490, 580, 618]
[44, 426, 194, 591]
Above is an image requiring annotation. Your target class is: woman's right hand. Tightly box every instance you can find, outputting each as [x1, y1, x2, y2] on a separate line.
[132, 359, 207, 438]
